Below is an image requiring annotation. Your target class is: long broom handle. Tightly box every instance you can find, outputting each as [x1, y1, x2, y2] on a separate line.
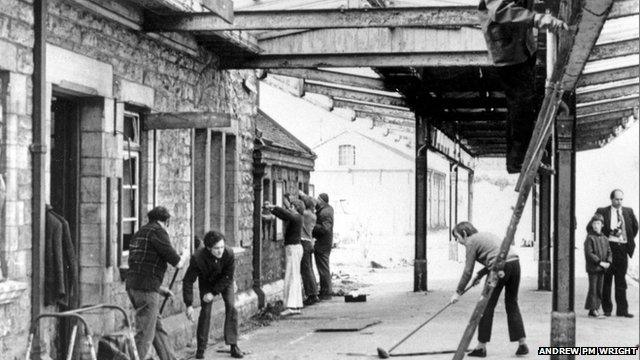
[160, 268, 180, 314]
[387, 275, 480, 354]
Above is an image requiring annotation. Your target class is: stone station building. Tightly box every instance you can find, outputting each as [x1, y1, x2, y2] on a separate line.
[0, 0, 301, 358]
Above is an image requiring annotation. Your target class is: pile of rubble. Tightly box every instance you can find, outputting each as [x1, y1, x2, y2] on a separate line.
[331, 270, 371, 297]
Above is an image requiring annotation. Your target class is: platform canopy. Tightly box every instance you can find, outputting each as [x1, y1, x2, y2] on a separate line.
[134, 0, 639, 156]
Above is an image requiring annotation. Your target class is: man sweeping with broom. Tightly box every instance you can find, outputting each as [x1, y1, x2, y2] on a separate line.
[450, 222, 528, 357]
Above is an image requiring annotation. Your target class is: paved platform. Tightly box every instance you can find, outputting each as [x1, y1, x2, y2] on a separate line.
[199, 266, 639, 360]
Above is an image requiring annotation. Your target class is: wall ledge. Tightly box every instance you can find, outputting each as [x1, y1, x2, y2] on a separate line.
[0, 280, 27, 305]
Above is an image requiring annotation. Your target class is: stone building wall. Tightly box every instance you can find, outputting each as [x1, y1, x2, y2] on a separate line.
[0, 0, 263, 358]
[0, 0, 36, 358]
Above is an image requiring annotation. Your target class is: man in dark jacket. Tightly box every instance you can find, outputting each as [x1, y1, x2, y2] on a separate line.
[126, 206, 189, 360]
[183, 231, 243, 359]
[595, 189, 639, 317]
[313, 193, 334, 300]
[479, 0, 567, 173]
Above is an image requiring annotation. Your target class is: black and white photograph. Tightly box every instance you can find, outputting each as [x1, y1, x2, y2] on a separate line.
[0, 0, 638, 359]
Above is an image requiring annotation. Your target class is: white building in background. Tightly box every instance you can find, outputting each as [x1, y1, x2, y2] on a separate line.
[259, 79, 470, 260]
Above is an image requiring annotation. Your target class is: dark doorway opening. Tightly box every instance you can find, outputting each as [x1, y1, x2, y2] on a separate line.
[50, 96, 80, 237]
[50, 95, 81, 358]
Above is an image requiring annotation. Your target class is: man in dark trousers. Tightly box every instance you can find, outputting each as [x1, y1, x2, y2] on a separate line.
[479, 0, 567, 173]
[450, 221, 528, 357]
[183, 231, 244, 359]
[126, 206, 189, 360]
[595, 189, 638, 317]
[313, 193, 334, 300]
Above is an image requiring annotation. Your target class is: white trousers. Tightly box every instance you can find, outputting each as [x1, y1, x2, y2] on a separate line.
[284, 244, 304, 309]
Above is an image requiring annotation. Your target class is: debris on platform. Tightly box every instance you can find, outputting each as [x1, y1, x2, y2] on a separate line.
[331, 270, 372, 296]
[247, 300, 285, 328]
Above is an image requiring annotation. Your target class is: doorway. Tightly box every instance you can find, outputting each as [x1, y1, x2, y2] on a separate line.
[50, 95, 81, 357]
[50, 96, 80, 236]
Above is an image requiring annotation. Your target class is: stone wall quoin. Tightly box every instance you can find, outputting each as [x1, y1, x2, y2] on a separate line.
[0, 1, 35, 355]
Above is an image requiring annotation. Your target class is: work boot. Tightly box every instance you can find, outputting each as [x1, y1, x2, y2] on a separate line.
[230, 345, 244, 359]
[516, 344, 529, 356]
[303, 295, 319, 306]
[588, 310, 604, 318]
[319, 294, 332, 301]
[467, 348, 487, 357]
[195, 350, 205, 359]
[617, 312, 634, 318]
[506, 141, 525, 174]
[506, 162, 522, 174]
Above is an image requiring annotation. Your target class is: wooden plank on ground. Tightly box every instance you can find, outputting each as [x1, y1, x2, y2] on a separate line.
[315, 319, 382, 332]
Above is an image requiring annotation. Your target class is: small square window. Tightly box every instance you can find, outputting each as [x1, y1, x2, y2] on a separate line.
[123, 112, 140, 147]
[338, 145, 355, 166]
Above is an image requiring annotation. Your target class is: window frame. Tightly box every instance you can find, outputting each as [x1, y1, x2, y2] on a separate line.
[274, 180, 284, 240]
[119, 110, 143, 267]
[338, 144, 356, 166]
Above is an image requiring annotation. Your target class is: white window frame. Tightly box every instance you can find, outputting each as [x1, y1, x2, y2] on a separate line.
[338, 144, 356, 166]
[120, 111, 141, 262]
[275, 181, 283, 239]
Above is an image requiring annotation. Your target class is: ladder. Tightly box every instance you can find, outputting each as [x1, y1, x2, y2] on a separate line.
[451, 0, 616, 357]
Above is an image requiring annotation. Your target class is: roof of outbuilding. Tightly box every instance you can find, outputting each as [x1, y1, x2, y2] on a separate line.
[255, 109, 316, 158]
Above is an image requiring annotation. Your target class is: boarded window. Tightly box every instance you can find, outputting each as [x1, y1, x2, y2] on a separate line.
[427, 170, 447, 229]
[338, 145, 356, 166]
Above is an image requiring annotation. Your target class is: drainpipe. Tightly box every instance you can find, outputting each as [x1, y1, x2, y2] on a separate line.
[252, 159, 266, 307]
[31, 0, 48, 357]
[413, 114, 427, 292]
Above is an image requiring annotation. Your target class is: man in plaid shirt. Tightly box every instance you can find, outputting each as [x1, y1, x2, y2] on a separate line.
[126, 206, 188, 360]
